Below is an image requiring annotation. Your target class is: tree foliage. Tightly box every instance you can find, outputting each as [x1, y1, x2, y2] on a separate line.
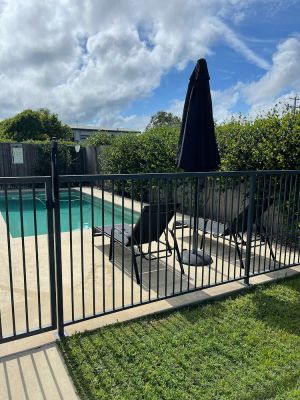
[145, 111, 181, 131]
[102, 126, 179, 174]
[216, 107, 300, 171]
[102, 107, 300, 175]
[84, 131, 114, 146]
[0, 108, 72, 142]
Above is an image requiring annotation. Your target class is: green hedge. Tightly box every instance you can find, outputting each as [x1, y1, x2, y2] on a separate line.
[216, 108, 300, 171]
[102, 108, 300, 175]
[102, 126, 179, 174]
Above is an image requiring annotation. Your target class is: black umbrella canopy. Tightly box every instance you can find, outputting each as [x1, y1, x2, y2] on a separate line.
[176, 58, 220, 172]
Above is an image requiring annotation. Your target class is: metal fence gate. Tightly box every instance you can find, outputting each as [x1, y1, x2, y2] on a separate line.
[0, 177, 57, 343]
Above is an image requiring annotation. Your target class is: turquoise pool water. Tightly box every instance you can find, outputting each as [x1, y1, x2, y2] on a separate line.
[0, 190, 138, 238]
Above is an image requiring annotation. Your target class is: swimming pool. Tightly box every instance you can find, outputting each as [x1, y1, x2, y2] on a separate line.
[0, 190, 138, 238]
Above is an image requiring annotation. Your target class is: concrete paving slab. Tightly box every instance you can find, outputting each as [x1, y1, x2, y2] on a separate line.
[0, 343, 79, 400]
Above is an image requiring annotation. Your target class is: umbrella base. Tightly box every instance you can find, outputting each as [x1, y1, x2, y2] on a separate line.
[180, 249, 212, 266]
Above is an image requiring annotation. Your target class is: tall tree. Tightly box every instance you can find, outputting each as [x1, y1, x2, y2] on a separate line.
[145, 111, 181, 131]
[0, 109, 72, 141]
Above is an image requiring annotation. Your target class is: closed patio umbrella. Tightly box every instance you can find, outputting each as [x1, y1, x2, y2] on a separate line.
[176, 58, 220, 266]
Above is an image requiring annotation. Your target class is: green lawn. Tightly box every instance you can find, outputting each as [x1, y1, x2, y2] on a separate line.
[59, 275, 300, 400]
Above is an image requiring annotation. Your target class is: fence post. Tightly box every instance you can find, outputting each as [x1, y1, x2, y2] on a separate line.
[244, 173, 257, 285]
[51, 138, 65, 339]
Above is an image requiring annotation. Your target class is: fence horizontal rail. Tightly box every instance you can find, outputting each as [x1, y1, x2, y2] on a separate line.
[59, 170, 300, 182]
[0, 176, 51, 184]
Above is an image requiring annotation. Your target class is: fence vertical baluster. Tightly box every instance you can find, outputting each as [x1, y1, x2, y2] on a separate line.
[278, 175, 289, 266]
[291, 176, 299, 265]
[131, 180, 134, 305]
[273, 175, 284, 267]
[91, 182, 95, 315]
[4, 186, 16, 336]
[194, 177, 200, 288]
[227, 178, 235, 282]
[268, 175, 279, 270]
[101, 179, 105, 313]
[258, 176, 267, 273]
[214, 177, 221, 284]
[180, 178, 185, 292]
[140, 180, 143, 303]
[165, 178, 169, 296]
[244, 174, 256, 285]
[263, 176, 272, 272]
[173, 178, 177, 294]
[200, 176, 208, 288]
[252, 177, 261, 275]
[79, 183, 85, 318]
[68, 183, 74, 322]
[208, 178, 215, 286]
[187, 179, 193, 291]
[148, 178, 152, 301]
[156, 179, 161, 298]
[221, 177, 228, 284]
[18, 184, 29, 332]
[293, 180, 300, 264]
[32, 184, 41, 329]
[234, 177, 242, 279]
[239, 176, 248, 276]
[283, 175, 294, 266]
[112, 180, 115, 310]
[121, 180, 125, 308]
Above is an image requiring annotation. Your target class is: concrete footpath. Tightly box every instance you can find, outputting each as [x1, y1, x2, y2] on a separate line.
[0, 343, 79, 400]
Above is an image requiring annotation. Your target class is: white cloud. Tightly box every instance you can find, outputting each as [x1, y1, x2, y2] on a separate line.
[0, 0, 274, 127]
[243, 35, 300, 107]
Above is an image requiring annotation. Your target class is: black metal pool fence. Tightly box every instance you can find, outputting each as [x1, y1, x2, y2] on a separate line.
[0, 170, 299, 343]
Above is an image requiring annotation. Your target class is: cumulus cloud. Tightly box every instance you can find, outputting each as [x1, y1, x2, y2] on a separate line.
[243, 35, 300, 106]
[0, 0, 275, 127]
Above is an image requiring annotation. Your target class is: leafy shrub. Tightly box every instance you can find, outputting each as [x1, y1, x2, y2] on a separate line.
[216, 107, 300, 171]
[84, 131, 114, 146]
[102, 126, 179, 174]
[102, 126, 179, 198]
[30, 140, 80, 176]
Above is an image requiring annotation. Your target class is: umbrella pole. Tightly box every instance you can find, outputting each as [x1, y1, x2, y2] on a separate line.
[181, 177, 212, 266]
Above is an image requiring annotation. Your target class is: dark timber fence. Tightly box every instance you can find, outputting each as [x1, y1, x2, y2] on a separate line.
[0, 170, 299, 343]
[0, 142, 107, 177]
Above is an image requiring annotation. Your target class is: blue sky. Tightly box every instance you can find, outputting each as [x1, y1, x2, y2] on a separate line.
[123, 1, 300, 124]
[0, 0, 299, 129]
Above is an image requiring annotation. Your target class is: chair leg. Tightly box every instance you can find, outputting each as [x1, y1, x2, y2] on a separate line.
[132, 253, 141, 285]
[261, 225, 276, 262]
[233, 234, 244, 269]
[169, 229, 185, 275]
[109, 236, 113, 261]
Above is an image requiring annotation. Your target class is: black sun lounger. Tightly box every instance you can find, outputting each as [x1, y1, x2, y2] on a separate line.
[93, 203, 184, 284]
[176, 197, 275, 269]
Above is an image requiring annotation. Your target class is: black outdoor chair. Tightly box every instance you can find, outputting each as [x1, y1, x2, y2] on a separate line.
[93, 203, 184, 284]
[177, 197, 275, 269]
